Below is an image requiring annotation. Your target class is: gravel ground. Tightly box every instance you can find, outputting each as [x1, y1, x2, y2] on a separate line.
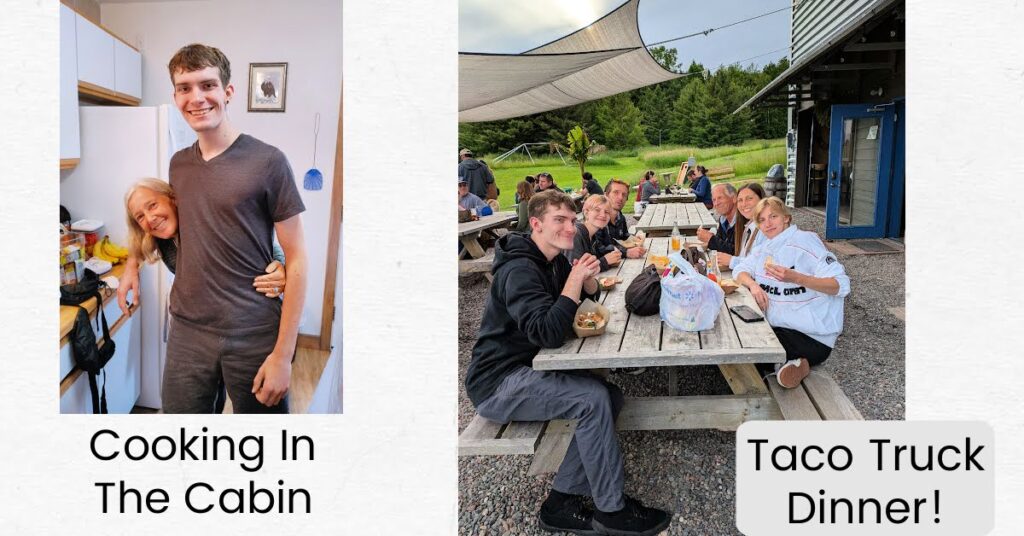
[458, 209, 905, 535]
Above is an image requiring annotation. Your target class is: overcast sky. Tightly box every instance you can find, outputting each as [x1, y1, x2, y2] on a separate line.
[460, 0, 791, 70]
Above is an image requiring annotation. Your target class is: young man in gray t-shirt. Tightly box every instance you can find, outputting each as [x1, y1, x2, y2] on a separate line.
[119, 44, 308, 413]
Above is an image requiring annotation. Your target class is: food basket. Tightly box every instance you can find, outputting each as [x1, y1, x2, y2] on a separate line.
[648, 255, 670, 272]
[719, 278, 740, 295]
[573, 299, 610, 338]
[616, 235, 644, 249]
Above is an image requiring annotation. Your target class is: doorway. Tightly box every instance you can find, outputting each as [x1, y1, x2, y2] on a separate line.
[825, 102, 902, 239]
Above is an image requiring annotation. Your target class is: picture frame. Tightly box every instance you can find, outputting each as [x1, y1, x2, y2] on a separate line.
[248, 62, 288, 112]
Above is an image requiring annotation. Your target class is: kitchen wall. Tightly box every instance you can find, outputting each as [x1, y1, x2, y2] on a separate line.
[100, 0, 342, 337]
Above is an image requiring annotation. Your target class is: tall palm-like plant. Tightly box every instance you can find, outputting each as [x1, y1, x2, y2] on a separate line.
[565, 125, 594, 184]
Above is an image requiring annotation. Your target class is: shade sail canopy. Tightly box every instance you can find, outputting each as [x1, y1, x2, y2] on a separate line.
[459, 0, 681, 123]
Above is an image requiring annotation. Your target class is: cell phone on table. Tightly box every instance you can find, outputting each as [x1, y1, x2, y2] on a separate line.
[729, 304, 764, 323]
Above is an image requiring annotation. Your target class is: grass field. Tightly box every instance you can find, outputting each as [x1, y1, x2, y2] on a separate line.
[481, 138, 785, 213]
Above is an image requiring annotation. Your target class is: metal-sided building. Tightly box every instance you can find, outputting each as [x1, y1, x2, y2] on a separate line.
[739, 0, 905, 240]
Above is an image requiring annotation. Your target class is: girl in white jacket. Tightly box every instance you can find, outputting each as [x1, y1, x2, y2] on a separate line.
[734, 197, 851, 388]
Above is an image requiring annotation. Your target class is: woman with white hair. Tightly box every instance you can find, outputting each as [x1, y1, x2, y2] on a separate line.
[124, 178, 286, 294]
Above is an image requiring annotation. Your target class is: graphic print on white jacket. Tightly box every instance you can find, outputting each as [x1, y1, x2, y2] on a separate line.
[733, 225, 851, 347]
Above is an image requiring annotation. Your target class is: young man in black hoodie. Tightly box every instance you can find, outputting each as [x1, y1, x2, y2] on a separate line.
[465, 190, 671, 535]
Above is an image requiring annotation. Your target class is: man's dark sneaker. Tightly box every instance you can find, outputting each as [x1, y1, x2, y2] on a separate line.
[591, 495, 671, 536]
[538, 490, 597, 535]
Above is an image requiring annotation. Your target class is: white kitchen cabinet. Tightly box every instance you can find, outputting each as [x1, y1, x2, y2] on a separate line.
[75, 13, 115, 91]
[60, 4, 80, 163]
[114, 39, 142, 99]
[60, 309, 141, 414]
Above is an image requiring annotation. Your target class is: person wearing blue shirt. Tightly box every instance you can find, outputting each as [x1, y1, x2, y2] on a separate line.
[692, 165, 712, 208]
[459, 177, 488, 212]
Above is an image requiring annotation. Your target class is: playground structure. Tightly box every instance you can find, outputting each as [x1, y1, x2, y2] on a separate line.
[493, 142, 568, 166]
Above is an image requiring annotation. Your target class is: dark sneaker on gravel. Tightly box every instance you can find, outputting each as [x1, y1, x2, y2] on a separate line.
[538, 490, 597, 535]
[592, 495, 670, 536]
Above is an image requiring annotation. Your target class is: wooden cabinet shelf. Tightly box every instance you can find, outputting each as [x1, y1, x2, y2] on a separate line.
[78, 80, 142, 107]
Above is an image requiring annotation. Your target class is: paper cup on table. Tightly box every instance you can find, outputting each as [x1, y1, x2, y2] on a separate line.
[573, 299, 610, 338]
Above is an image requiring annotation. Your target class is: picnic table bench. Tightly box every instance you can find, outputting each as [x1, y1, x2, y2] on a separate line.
[459, 237, 862, 470]
[459, 211, 516, 260]
[459, 212, 516, 281]
[707, 166, 735, 181]
[636, 202, 716, 236]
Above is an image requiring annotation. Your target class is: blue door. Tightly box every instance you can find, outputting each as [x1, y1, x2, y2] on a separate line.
[825, 103, 896, 239]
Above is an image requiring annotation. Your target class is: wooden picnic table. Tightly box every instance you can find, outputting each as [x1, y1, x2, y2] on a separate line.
[532, 237, 787, 431]
[649, 192, 696, 204]
[458, 211, 517, 259]
[635, 202, 716, 236]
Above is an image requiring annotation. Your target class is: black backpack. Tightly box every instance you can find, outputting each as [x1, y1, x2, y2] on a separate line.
[60, 269, 115, 414]
[624, 264, 662, 316]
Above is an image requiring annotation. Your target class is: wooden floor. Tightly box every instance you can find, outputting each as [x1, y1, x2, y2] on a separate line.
[131, 346, 332, 414]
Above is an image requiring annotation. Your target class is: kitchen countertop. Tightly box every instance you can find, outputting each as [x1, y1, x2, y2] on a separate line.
[59, 263, 134, 344]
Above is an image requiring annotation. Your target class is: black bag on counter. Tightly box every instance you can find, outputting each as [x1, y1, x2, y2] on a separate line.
[624, 264, 662, 316]
[61, 269, 114, 414]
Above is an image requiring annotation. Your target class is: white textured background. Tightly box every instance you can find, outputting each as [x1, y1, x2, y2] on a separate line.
[906, 0, 1024, 532]
[1, 0, 456, 533]
[3, 0, 1023, 534]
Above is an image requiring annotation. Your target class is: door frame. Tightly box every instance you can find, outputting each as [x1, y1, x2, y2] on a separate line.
[297, 88, 343, 351]
[886, 98, 905, 238]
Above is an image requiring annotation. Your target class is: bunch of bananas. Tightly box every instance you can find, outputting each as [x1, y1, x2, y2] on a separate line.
[91, 235, 129, 264]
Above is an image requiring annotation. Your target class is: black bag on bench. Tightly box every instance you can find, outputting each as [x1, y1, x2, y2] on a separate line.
[61, 269, 115, 414]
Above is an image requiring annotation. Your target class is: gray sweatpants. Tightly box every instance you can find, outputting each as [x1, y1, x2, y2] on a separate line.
[475, 367, 626, 512]
[162, 317, 288, 414]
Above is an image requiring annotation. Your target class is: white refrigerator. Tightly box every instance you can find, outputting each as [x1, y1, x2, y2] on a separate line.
[60, 104, 195, 409]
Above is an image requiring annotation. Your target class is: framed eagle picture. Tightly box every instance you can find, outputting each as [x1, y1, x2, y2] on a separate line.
[248, 62, 288, 112]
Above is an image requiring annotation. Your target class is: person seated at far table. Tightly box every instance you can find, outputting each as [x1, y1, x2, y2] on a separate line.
[465, 189, 672, 536]
[682, 167, 697, 188]
[696, 183, 737, 254]
[639, 172, 660, 202]
[459, 176, 488, 213]
[515, 175, 536, 204]
[535, 171, 559, 193]
[596, 178, 646, 260]
[734, 197, 851, 389]
[581, 171, 604, 196]
[565, 194, 620, 272]
[635, 170, 654, 203]
[514, 180, 534, 234]
[691, 165, 712, 208]
[715, 182, 766, 271]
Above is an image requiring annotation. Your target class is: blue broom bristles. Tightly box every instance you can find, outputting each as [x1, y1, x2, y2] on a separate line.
[304, 168, 323, 191]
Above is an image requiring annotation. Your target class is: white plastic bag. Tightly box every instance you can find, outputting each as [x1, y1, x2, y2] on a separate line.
[659, 252, 724, 332]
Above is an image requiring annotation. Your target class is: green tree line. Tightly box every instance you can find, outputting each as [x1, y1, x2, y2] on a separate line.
[459, 47, 789, 154]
